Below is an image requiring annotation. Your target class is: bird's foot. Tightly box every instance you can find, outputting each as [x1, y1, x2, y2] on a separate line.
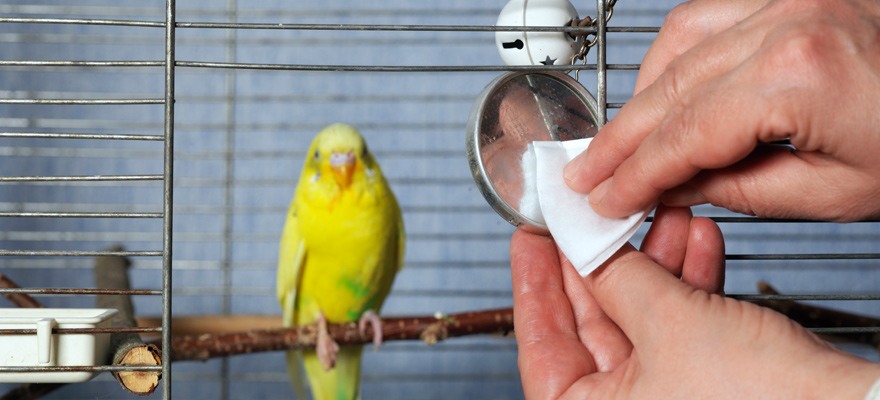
[316, 312, 339, 371]
[358, 309, 384, 350]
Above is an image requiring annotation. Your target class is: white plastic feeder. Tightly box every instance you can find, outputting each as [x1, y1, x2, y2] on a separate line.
[0, 308, 117, 383]
[495, 0, 582, 66]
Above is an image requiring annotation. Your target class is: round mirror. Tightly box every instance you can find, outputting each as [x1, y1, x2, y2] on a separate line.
[466, 71, 600, 233]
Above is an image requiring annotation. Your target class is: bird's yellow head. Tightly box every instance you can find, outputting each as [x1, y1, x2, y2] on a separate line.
[303, 124, 376, 190]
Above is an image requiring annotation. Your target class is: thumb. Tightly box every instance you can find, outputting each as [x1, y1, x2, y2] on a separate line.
[661, 146, 870, 222]
[584, 245, 697, 348]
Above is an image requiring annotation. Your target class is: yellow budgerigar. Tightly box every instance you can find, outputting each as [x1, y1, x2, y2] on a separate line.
[277, 123, 404, 400]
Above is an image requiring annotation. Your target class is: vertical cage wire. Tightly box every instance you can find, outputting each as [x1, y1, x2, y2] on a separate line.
[162, 0, 176, 397]
[2, 1, 880, 399]
[0, 1, 173, 398]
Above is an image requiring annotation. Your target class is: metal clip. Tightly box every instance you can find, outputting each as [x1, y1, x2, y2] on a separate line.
[36, 318, 56, 365]
[568, 0, 619, 80]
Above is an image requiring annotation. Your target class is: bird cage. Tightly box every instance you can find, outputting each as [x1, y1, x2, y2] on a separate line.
[1, 1, 878, 399]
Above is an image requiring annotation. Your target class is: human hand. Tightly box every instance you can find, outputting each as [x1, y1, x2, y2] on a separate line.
[563, 0, 880, 222]
[510, 206, 880, 399]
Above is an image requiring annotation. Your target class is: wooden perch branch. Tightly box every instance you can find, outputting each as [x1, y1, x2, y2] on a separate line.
[0, 273, 43, 309]
[94, 246, 161, 396]
[160, 281, 880, 362]
[163, 308, 514, 362]
[754, 281, 880, 350]
[136, 315, 282, 337]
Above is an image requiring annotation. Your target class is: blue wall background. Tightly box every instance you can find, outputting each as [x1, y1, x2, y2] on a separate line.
[1, 1, 878, 398]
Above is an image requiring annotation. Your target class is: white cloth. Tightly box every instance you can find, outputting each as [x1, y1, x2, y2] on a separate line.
[521, 138, 652, 277]
[866, 378, 880, 400]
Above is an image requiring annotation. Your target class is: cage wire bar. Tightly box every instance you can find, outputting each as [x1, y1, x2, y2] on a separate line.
[169, 0, 880, 392]
[2, 0, 880, 398]
[0, 0, 175, 398]
[162, 0, 175, 397]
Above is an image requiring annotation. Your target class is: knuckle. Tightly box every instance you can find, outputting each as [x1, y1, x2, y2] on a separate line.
[766, 27, 828, 74]
[662, 2, 697, 36]
[761, 1, 858, 78]
[662, 0, 746, 41]
[659, 1, 714, 48]
[590, 250, 643, 293]
[658, 100, 700, 163]
[767, 0, 833, 16]
[652, 61, 690, 113]
[716, 177, 760, 217]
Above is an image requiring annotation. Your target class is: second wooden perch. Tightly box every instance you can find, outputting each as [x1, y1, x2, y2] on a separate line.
[163, 308, 514, 362]
[94, 246, 162, 395]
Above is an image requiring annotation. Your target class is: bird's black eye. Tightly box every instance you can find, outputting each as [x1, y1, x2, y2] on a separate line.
[313, 150, 320, 159]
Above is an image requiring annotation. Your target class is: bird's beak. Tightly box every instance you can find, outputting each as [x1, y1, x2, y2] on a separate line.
[329, 151, 356, 188]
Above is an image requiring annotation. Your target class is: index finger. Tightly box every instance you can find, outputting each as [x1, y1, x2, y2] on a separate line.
[563, 1, 768, 199]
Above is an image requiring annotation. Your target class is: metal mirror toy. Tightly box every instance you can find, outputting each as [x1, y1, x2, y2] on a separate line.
[466, 71, 600, 233]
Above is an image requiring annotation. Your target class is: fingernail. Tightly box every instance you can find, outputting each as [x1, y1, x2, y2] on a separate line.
[562, 159, 578, 184]
[563, 152, 588, 190]
[588, 178, 611, 210]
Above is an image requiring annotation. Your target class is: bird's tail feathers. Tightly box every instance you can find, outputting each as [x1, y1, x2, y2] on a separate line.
[302, 347, 363, 400]
[286, 350, 310, 399]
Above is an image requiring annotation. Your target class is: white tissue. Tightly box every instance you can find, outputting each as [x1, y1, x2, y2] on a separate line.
[519, 147, 545, 225]
[522, 138, 651, 277]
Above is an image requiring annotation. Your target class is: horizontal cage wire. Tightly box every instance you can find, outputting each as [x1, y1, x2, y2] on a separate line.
[1, 1, 879, 399]
[0, 0, 173, 398]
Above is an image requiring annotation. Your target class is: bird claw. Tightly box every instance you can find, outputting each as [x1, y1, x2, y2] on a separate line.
[316, 313, 339, 371]
[358, 310, 383, 350]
